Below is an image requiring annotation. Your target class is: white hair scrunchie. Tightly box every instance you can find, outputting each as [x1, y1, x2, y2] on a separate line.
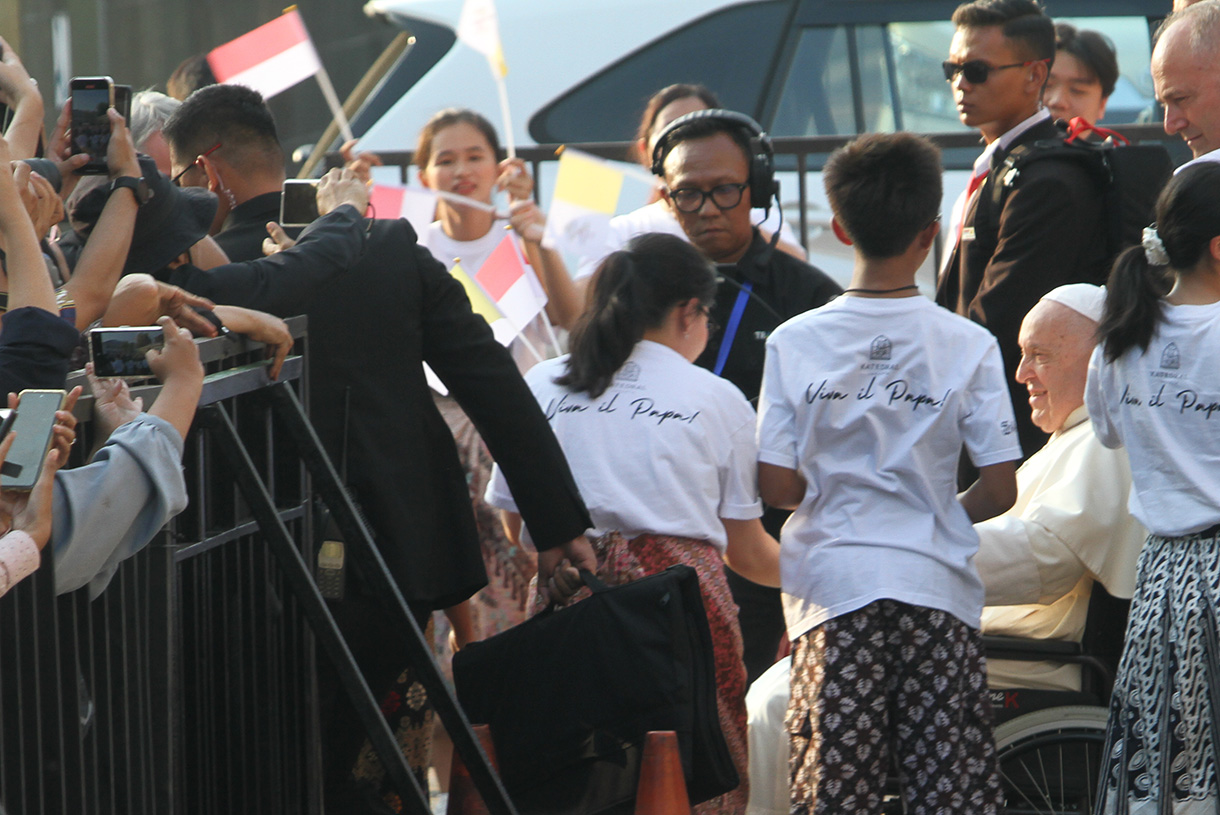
[1142, 226, 1170, 266]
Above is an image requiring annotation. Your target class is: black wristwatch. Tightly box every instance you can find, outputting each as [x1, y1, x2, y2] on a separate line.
[109, 175, 151, 205]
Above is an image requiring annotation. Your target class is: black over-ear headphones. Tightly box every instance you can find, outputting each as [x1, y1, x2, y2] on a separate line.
[650, 109, 778, 211]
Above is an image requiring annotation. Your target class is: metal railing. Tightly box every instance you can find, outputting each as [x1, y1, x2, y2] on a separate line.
[0, 321, 509, 815]
[0, 321, 318, 815]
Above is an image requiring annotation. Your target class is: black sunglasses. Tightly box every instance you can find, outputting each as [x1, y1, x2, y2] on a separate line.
[170, 142, 222, 186]
[941, 58, 1047, 84]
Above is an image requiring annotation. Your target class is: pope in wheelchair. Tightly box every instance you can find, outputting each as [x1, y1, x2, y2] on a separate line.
[745, 285, 1146, 815]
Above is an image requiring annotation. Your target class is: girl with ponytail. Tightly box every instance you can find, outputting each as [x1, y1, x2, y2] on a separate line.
[487, 232, 779, 814]
[1087, 162, 1220, 814]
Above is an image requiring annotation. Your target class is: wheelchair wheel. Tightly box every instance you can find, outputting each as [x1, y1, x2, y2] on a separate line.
[993, 705, 1110, 815]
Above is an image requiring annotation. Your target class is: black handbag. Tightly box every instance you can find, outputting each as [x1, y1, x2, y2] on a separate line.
[452, 565, 739, 814]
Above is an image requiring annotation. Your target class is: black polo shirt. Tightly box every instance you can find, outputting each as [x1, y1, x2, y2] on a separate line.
[696, 230, 842, 404]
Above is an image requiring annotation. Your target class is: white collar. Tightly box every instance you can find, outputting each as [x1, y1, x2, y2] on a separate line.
[973, 108, 1052, 177]
[1175, 146, 1220, 175]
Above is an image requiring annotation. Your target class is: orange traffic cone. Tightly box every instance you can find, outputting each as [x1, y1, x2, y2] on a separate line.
[634, 731, 691, 815]
[447, 724, 499, 815]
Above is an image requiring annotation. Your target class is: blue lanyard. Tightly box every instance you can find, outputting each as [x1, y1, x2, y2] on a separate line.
[713, 282, 752, 377]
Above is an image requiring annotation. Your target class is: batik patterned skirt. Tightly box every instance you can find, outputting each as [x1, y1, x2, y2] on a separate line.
[1098, 526, 1220, 815]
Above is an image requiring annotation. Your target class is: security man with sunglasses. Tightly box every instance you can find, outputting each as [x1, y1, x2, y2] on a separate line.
[936, 0, 1108, 468]
[654, 109, 840, 686]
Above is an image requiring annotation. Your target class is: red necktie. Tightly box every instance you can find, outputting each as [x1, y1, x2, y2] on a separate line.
[957, 169, 989, 244]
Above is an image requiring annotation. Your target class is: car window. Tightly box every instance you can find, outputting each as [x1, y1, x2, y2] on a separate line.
[770, 26, 852, 137]
[528, 0, 790, 144]
[889, 21, 969, 134]
[770, 22, 963, 137]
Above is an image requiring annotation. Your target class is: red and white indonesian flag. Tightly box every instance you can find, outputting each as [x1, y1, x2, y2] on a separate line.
[368, 184, 438, 228]
[476, 234, 546, 337]
[208, 10, 321, 99]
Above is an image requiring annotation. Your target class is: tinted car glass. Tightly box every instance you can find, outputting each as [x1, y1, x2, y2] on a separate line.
[528, 0, 790, 144]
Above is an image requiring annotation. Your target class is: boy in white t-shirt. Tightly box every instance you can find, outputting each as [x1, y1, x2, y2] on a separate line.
[756, 133, 1021, 815]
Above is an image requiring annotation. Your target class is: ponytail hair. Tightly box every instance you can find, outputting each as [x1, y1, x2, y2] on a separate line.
[557, 233, 716, 397]
[1099, 163, 1220, 362]
[1098, 245, 1170, 362]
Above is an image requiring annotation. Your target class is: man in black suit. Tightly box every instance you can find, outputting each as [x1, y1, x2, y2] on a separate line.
[936, 0, 1108, 463]
[164, 85, 595, 814]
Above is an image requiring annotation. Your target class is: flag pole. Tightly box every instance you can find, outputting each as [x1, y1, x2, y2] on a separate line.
[538, 307, 561, 353]
[494, 73, 515, 159]
[314, 65, 355, 144]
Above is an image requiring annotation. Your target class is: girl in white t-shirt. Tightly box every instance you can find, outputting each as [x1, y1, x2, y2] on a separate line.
[1087, 162, 1220, 814]
[486, 233, 780, 815]
[409, 109, 587, 657]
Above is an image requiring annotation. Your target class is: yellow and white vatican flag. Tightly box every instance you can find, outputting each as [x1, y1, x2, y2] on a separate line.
[542, 148, 625, 261]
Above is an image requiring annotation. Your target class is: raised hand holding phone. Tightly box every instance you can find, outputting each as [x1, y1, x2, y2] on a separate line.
[69, 76, 114, 175]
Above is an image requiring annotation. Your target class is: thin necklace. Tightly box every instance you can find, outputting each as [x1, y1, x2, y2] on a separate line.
[841, 284, 920, 295]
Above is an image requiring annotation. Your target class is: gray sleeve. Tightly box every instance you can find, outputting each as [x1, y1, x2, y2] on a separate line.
[52, 413, 188, 599]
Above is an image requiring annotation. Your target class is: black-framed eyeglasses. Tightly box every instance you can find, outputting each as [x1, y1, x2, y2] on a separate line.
[697, 303, 720, 336]
[171, 142, 222, 186]
[941, 58, 1047, 84]
[669, 183, 748, 214]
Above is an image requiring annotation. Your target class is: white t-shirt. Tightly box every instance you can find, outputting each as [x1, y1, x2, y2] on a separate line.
[485, 340, 762, 551]
[575, 199, 793, 279]
[756, 295, 1021, 638]
[1085, 300, 1220, 537]
[420, 219, 557, 374]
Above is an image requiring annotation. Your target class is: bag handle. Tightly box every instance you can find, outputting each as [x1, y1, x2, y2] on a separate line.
[578, 568, 610, 592]
[1065, 115, 1129, 146]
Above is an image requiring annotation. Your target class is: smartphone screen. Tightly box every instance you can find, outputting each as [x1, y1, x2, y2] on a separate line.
[280, 179, 320, 227]
[70, 76, 114, 175]
[113, 84, 132, 125]
[1, 391, 67, 491]
[89, 327, 165, 380]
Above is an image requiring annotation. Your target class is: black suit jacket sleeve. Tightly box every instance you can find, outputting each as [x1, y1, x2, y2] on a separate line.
[0, 307, 81, 394]
[415, 246, 592, 551]
[166, 205, 367, 315]
[966, 161, 1104, 362]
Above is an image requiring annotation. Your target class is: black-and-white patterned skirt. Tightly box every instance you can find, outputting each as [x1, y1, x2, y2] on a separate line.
[1098, 525, 1220, 814]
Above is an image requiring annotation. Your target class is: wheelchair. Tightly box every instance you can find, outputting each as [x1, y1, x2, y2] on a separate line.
[983, 583, 1129, 815]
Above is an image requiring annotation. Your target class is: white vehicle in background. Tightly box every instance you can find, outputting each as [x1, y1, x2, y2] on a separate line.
[354, 0, 1170, 283]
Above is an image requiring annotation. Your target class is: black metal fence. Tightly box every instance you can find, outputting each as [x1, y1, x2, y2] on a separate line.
[0, 321, 321, 815]
[0, 317, 511, 815]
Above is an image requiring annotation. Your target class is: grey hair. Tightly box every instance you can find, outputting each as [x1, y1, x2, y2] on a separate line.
[1158, 0, 1220, 55]
[130, 90, 181, 151]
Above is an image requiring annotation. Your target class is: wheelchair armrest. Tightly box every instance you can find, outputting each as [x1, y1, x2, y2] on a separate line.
[981, 634, 1083, 660]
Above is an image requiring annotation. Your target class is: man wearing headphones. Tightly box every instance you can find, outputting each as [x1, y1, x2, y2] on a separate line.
[655, 110, 841, 684]
[654, 110, 841, 407]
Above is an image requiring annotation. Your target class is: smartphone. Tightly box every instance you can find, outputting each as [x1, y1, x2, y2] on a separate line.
[70, 76, 114, 176]
[113, 83, 132, 125]
[89, 326, 165, 380]
[280, 179, 320, 227]
[1, 390, 68, 492]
